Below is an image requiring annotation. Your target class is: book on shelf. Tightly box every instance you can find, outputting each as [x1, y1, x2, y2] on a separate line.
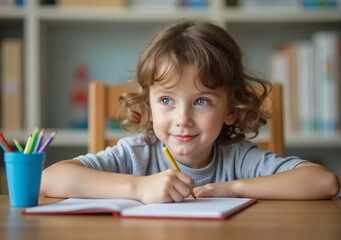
[41, 0, 56, 5]
[22, 197, 257, 220]
[302, 0, 338, 9]
[238, 0, 338, 10]
[269, 31, 340, 135]
[339, 38, 341, 132]
[17, 0, 26, 6]
[0, 38, 23, 130]
[313, 31, 340, 134]
[0, 0, 15, 6]
[238, 0, 301, 11]
[269, 46, 290, 133]
[70, 65, 88, 129]
[297, 41, 315, 133]
[270, 43, 299, 133]
[130, 0, 178, 9]
[57, 0, 126, 7]
[178, 0, 209, 9]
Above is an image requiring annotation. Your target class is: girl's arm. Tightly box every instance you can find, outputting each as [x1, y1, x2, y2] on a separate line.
[40, 159, 195, 204]
[193, 162, 340, 200]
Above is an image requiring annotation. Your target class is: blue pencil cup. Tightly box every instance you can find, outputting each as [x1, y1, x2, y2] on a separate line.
[4, 152, 45, 207]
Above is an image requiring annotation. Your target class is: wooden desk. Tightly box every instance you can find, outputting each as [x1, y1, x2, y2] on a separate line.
[0, 195, 340, 240]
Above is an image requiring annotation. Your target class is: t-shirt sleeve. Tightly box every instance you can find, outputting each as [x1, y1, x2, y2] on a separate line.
[238, 142, 308, 179]
[74, 139, 134, 173]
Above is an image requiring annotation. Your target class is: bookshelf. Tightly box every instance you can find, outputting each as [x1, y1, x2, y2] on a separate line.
[1, 0, 341, 151]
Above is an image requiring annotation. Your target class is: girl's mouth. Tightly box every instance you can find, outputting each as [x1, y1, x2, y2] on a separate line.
[172, 134, 198, 143]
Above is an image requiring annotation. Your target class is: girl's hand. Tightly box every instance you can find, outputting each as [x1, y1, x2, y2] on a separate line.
[194, 163, 340, 200]
[135, 169, 195, 204]
[193, 181, 240, 198]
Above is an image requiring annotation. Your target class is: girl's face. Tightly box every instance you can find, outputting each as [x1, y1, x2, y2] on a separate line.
[149, 64, 236, 169]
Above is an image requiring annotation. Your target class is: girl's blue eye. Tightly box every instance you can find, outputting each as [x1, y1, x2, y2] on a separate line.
[195, 99, 209, 106]
[161, 97, 173, 106]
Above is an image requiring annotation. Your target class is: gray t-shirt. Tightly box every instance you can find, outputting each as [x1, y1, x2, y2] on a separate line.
[75, 134, 306, 187]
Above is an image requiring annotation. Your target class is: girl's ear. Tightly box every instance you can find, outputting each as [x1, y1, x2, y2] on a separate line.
[224, 108, 238, 125]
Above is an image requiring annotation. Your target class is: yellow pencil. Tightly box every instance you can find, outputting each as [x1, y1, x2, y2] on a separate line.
[163, 147, 197, 200]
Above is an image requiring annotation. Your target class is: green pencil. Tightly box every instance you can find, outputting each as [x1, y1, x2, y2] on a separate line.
[27, 127, 39, 154]
[13, 139, 24, 152]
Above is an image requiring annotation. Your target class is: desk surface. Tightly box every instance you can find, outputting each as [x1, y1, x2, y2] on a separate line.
[0, 195, 340, 240]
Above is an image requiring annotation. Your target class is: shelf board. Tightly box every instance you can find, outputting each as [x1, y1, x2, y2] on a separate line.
[285, 133, 341, 148]
[35, 6, 341, 23]
[38, 6, 211, 22]
[0, 6, 26, 19]
[222, 8, 341, 22]
[50, 129, 134, 147]
[1, 129, 134, 148]
[2, 129, 341, 149]
[253, 132, 341, 148]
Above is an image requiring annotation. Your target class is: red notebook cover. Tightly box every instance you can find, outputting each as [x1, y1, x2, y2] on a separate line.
[22, 197, 257, 221]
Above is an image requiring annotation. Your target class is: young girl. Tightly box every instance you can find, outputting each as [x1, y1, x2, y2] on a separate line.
[40, 20, 340, 203]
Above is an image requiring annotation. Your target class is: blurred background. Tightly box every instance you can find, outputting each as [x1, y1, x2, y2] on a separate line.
[0, 0, 340, 195]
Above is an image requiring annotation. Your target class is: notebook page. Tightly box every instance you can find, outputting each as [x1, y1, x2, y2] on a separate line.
[25, 198, 144, 213]
[121, 198, 253, 218]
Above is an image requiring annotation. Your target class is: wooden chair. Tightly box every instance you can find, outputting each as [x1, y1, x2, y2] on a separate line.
[255, 82, 285, 157]
[88, 81, 135, 154]
[88, 81, 285, 157]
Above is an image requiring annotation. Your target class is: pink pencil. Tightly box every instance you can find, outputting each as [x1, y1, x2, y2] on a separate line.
[38, 131, 56, 152]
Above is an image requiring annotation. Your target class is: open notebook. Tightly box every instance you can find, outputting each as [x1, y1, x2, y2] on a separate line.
[22, 197, 257, 220]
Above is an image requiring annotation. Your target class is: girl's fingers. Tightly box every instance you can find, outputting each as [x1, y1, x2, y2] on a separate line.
[172, 179, 192, 200]
[193, 185, 215, 198]
[174, 172, 195, 196]
[168, 187, 186, 202]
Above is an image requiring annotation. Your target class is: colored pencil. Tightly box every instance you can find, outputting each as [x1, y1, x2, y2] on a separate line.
[13, 139, 24, 152]
[38, 131, 56, 152]
[0, 141, 7, 152]
[33, 129, 45, 152]
[27, 127, 39, 154]
[0, 132, 13, 152]
[162, 147, 197, 200]
[24, 136, 32, 154]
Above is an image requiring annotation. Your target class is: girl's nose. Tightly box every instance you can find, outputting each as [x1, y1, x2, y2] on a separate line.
[175, 107, 193, 127]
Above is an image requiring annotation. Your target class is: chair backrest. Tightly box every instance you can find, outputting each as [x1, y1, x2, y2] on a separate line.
[255, 82, 285, 157]
[88, 81, 285, 157]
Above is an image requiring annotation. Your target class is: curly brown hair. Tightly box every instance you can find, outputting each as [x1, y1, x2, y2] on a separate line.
[119, 19, 271, 145]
